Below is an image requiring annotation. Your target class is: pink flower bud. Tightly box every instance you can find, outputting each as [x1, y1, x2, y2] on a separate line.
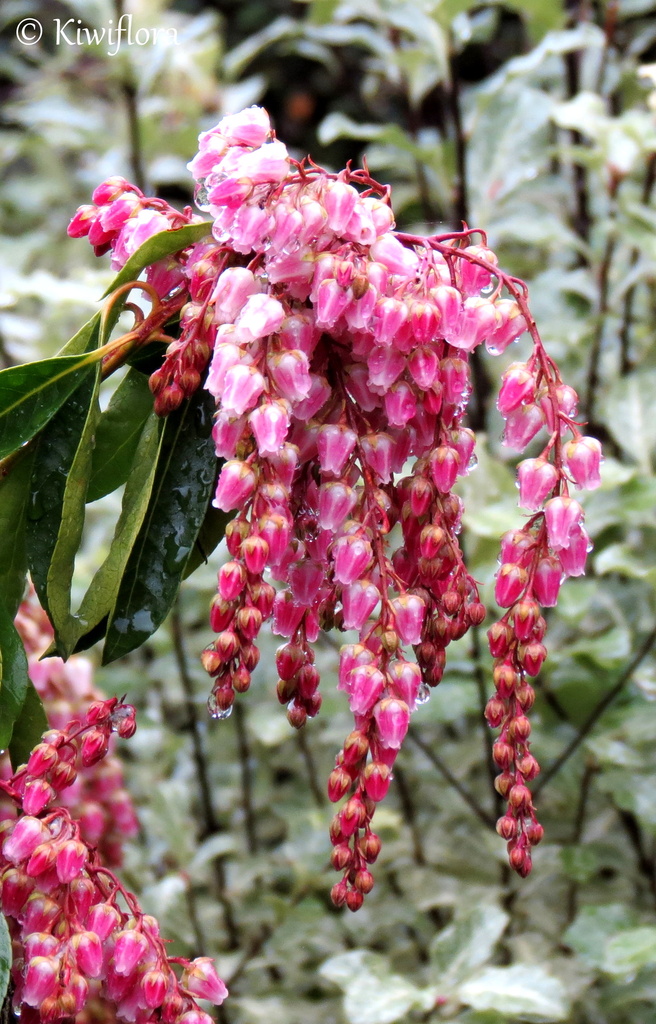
[544, 496, 584, 551]
[347, 666, 386, 716]
[177, 1012, 216, 1024]
[341, 580, 380, 631]
[391, 594, 426, 645]
[429, 445, 460, 493]
[70, 931, 103, 978]
[451, 296, 498, 352]
[333, 535, 374, 585]
[533, 555, 563, 607]
[22, 779, 56, 816]
[213, 460, 257, 512]
[3, 816, 48, 863]
[272, 592, 305, 637]
[363, 762, 391, 802]
[182, 957, 229, 1005]
[440, 357, 470, 405]
[1, 867, 34, 916]
[495, 564, 528, 607]
[81, 729, 109, 768]
[384, 382, 417, 427]
[374, 698, 410, 750]
[67, 205, 97, 238]
[26, 840, 58, 878]
[141, 968, 169, 1008]
[86, 902, 121, 942]
[517, 458, 559, 510]
[112, 929, 149, 976]
[408, 346, 439, 389]
[497, 363, 536, 416]
[20, 893, 60, 933]
[564, 436, 602, 490]
[23, 956, 59, 1007]
[485, 300, 527, 354]
[55, 840, 87, 883]
[26, 743, 59, 777]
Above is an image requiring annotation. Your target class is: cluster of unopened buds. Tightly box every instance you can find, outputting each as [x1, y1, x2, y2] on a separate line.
[0, 698, 228, 1023]
[1, 591, 139, 867]
[70, 105, 603, 908]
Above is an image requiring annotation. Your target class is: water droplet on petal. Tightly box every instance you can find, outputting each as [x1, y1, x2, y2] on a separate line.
[207, 693, 233, 720]
[466, 454, 478, 474]
[416, 682, 431, 706]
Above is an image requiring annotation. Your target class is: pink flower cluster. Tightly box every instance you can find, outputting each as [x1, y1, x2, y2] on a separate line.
[2, 591, 139, 868]
[0, 699, 228, 1024]
[69, 105, 601, 905]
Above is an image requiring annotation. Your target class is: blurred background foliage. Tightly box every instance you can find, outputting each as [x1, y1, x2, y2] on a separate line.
[3, 0, 656, 1021]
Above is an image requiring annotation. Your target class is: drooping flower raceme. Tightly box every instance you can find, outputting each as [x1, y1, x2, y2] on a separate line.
[69, 105, 602, 908]
[0, 698, 228, 1024]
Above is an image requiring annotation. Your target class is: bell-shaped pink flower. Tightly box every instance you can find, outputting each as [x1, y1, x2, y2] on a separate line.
[333, 535, 374, 585]
[348, 665, 386, 715]
[23, 956, 59, 1007]
[370, 233, 419, 275]
[341, 580, 380, 631]
[182, 957, 229, 1005]
[288, 561, 324, 605]
[391, 594, 426, 645]
[388, 660, 421, 710]
[517, 458, 559, 510]
[22, 779, 56, 816]
[440, 357, 470, 405]
[216, 105, 271, 147]
[434, 285, 462, 341]
[70, 931, 103, 978]
[338, 644, 375, 691]
[374, 697, 410, 749]
[141, 968, 169, 1009]
[317, 424, 357, 476]
[564, 436, 602, 490]
[533, 555, 563, 607]
[503, 404, 545, 451]
[485, 300, 527, 354]
[429, 445, 460, 493]
[373, 297, 409, 347]
[212, 411, 245, 459]
[384, 382, 417, 427]
[408, 346, 439, 389]
[272, 591, 306, 637]
[86, 903, 121, 942]
[213, 460, 257, 512]
[112, 929, 149, 976]
[220, 365, 265, 416]
[258, 514, 291, 566]
[211, 267, 259, 323]
[250, 401, 289, 454]
[318, 482, 356, 531]
[451, 296, 498, 352]
[269, 350, 312, 403]
[544, 496, 584, 551]
[234, 139, 290, 183]
[559, 525, 590, 577]
[55, 840, 87, 883]
[361, 433, 395, 483]
[234, 293, 285, 341]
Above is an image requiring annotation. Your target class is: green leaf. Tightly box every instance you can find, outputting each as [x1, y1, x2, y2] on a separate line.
[87, 369, 154, 503]
[46, 364, 102, 655]
[602, 370, 656, 473]
[26, 371, 98, 620]
[72, 411, 163, 650]
[0, 604, 30, 749]
[8, 681, 48, 769]
[564, 904, 637, 968]
[0, 352, 101, 462]
[103, 389, 217, 663]
[0, 913, 11, 1006]
[603, 928, 656, 978]
[429, 904, 509, 989]
[457, 965, 569, 1022]
[0, 447, 36, 617]
[103, 223, 211, 297]
[319, 950, 437, 1024]
[183, 501, 228, 579]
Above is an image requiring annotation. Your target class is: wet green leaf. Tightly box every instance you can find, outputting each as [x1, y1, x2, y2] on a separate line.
[0, 603, 30, 749]
[603, 928, 656, 977]
[183, 501, 228, 579]
[87, 369, 154, 503]
[72, 412, 163, 651]
[429, 904, 509, 988]
[319, 950, 437, 1024]
[0, 447, 36, 618]
[457, 965, 569, 1021]
[104, 223, 211, 297]
[8, 682, 47, 770]
[103, 389, 217, 663]
[564, 904, 637, 968]
[0, 913, 10, 1006]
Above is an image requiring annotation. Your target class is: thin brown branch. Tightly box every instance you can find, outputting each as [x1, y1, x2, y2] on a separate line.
[407, 728, 496, 829]
[233, 703, 258, 855]
[393, 763, 426, 865]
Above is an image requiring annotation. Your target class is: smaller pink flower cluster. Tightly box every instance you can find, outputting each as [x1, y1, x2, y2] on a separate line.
[4, 592, 139, 867]
[486, 362, 603, 872]
[0, 699, 228, 1024]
